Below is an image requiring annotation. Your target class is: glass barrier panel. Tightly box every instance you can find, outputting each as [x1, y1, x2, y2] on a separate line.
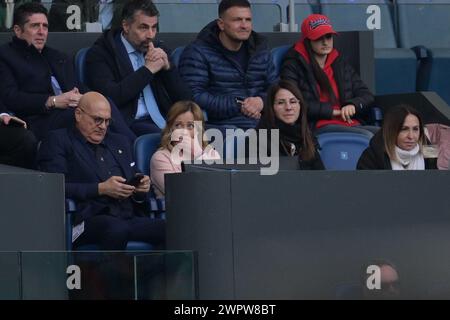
[0, 251, 195, 300]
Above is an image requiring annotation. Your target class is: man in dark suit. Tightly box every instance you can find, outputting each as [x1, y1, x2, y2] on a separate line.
[85, 0, 192, 136]
[38, 92, 165, 250]
[0, 99, 37, 169]
[0, 2, 135, 142]
[0, 2, 82, 141]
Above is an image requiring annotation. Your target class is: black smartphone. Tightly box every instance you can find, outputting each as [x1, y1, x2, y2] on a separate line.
[126, 173, 144, 187]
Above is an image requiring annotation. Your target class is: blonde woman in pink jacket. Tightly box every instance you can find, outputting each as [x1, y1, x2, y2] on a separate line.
[150, 101, 220, 197]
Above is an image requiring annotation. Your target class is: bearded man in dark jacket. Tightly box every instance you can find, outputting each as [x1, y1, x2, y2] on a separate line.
[85, 0, 192, 136]
[179, 0, 277, 130]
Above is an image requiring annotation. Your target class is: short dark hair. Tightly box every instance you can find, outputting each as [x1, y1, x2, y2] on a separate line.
[121, 0, 159, 22]
[13, 2, 48, 28]
[218, 0, 251, 17]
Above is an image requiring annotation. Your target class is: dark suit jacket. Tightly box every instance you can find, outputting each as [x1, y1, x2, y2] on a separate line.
[38, 126, 145, 224]
[85, 29, 192, 124]
[0, 37, 83, 138]
[0, 37, 81, 117]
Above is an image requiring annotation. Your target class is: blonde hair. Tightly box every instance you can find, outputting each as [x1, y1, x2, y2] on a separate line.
[160, 101, 207, 151]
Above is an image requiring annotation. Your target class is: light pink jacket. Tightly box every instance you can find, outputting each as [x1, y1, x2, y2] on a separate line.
[425, 123, 450, 170]
[150, 147, 220, 197]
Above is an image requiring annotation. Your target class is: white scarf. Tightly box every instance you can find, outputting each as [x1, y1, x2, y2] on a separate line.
[390, 144, 425, 170]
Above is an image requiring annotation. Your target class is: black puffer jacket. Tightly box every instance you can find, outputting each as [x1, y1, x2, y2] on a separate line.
[357, 131, 391, 169]
[179, 21, 277, 127]
[256, 120, 325, 170]
[280, 47, 374, 126]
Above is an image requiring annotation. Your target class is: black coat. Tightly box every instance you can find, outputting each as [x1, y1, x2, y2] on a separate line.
[357, 131, 438, 170]
[0, 37, 79, 118]
[280, 138, 325, 170]
[256, 120, 325, 170]
[85, 29, 192, 125]
[0, 37, 82, 139]
[38, 127, 146, 224]
[280, 47, 374, 126]
[179, 21, 277, 127]
[0, 98, 37, 169]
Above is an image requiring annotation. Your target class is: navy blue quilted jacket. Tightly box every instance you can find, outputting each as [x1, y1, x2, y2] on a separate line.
[179, 21, 277, 128]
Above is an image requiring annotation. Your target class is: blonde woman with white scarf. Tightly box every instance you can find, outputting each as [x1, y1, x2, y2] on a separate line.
[357, 105, 437, 170]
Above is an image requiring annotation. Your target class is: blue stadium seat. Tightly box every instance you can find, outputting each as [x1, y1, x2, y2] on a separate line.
[74, 47, 90, 87]
[397, 0, 450, 105]
[134, 133, 165, 213]
[370, 106, 383, 127]
[271, 45, 291, 77]
[316, 132, 372, 170]
[172, 46, 208, 121]
[134, 133, 161, 176]
[170, 46, 185, 68]
[315, 125, 375, 138]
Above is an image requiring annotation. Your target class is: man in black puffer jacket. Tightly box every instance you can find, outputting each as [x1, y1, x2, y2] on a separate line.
[179, 0, 277, 130]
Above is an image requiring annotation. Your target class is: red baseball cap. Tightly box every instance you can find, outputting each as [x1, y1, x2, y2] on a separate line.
[301, 14, 338, 41]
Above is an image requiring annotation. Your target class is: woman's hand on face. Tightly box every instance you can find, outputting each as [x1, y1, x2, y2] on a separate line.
[172, 129, 203, 160]
[341, 104, 356, 123]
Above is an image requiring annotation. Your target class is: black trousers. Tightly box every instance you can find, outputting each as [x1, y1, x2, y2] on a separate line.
[74, 214, 166, 250]
[0, 124, 37, 169]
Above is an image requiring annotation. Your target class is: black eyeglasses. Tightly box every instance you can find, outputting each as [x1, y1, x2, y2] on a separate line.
[78, 107, 112, 126]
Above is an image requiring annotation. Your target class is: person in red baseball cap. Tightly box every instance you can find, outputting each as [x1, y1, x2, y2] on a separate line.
[300, 14, 338, 41]
[280, 14, 376, 134]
